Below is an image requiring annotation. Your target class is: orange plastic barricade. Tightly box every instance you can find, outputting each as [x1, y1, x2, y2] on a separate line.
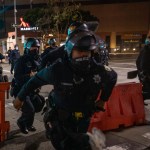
[89, 82, 145, 131]
[0, 82, 11, 142]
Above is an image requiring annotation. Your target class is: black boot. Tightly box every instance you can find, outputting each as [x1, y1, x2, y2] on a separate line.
[27, 126, 36, 132]
[17, 120, 28, 134]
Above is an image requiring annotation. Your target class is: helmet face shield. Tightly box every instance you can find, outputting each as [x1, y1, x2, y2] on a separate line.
[145, 36, 150, 45]
[14, 44, 19, 50]
[25, 38, 40, 50]
[68, 25, 77, 35]
[72, 50, 91, 59]
[32, 39, 40, 47]
[67, 21, 89, 36]
[48, 38, 56, 46]
[65, 31, 98, 58]
[74, 36, 98, 52]
[65, 31, 99, 75]
[24, 38, 40, 58]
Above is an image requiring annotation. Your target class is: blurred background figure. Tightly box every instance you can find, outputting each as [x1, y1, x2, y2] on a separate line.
[0, 65, 8, 82]
[99, 40, 109, 66]
[93, 38, 109, 66]
[0, 52, 5, 63]
[41, 38, 57, 58]
[136, 36, 150, 100]
[10, 44, 20, 74]
[7, 47, 12, 64]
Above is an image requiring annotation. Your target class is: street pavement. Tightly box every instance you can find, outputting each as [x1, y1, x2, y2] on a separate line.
[0, 59, 150, 150]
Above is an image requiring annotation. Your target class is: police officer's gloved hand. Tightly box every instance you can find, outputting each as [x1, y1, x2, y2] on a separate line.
[87, 127, 106, 150]
[30, 71, 36, 77]
[13, 97, 23, 111]
[138, 71, 144, 82]
[35, 88, 40, 94]
[95, 100, 105, 112]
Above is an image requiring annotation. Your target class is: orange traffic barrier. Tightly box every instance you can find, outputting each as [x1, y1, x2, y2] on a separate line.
[89, 82, 145, 131]
[0, 82, 11, 142]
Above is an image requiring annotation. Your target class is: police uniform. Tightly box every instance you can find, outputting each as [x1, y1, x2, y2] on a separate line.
[10, 47, 20, 74]
[15, 31, 117, 149]
[13, 54, 41, 133]
[39, 45, 64, 70]
[41, 46, 58, 58]
[41, 38, 57, 59]
[13, 38, 41, 134]
[14, 55, 41, 96]
[17, 56, 117, 149]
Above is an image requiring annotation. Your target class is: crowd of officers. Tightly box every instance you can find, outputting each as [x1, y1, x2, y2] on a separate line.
[5, 21, 150, 150]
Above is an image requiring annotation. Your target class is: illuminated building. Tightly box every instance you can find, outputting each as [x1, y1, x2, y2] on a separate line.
[0, 0, 150, 53]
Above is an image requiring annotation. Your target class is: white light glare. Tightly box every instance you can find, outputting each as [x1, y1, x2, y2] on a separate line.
[49, 34, 53, 37]
[133, 48, 136, 51]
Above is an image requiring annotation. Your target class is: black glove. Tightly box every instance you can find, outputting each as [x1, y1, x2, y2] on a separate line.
[95, 100, 105, 112]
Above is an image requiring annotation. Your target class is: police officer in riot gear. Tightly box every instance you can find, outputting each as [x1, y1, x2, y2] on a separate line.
[39, 21, 89, 70]
[13, 31, 117, 149]
[41, 38, 58, 58]
[136, 36, 150, 100]
[93, 38, 109, 65]
[13, 38, 41, 134]
[10, 44, 20, 74]
[99, 41, 109, 66]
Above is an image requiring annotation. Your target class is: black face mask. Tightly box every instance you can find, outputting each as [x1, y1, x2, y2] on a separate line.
[71, 57, 91, 75]
[29, 49, 39, 60]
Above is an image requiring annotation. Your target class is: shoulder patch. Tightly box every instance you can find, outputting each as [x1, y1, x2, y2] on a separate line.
[93, 74, 101, 84]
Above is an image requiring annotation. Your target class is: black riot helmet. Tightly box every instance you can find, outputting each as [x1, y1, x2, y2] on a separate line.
[65, 31, 98, 75]
[67, 21, 89, 36]
[24, 38, 40, 59]
[145, 36, 150, 45]
[48, 38, 56, 46]
[14, 44, 19, 50]
[24, 38, 40, 50]
[65, 31, 98, 58]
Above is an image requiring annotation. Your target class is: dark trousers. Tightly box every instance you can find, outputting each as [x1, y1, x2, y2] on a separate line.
[142, 81, 150, 100]
[18, 96, 35, 128]
[10, 60, 15, 73]
[45, 108, 92, 150]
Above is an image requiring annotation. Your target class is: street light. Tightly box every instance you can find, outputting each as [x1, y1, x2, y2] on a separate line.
[14, 0, 17, 44]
